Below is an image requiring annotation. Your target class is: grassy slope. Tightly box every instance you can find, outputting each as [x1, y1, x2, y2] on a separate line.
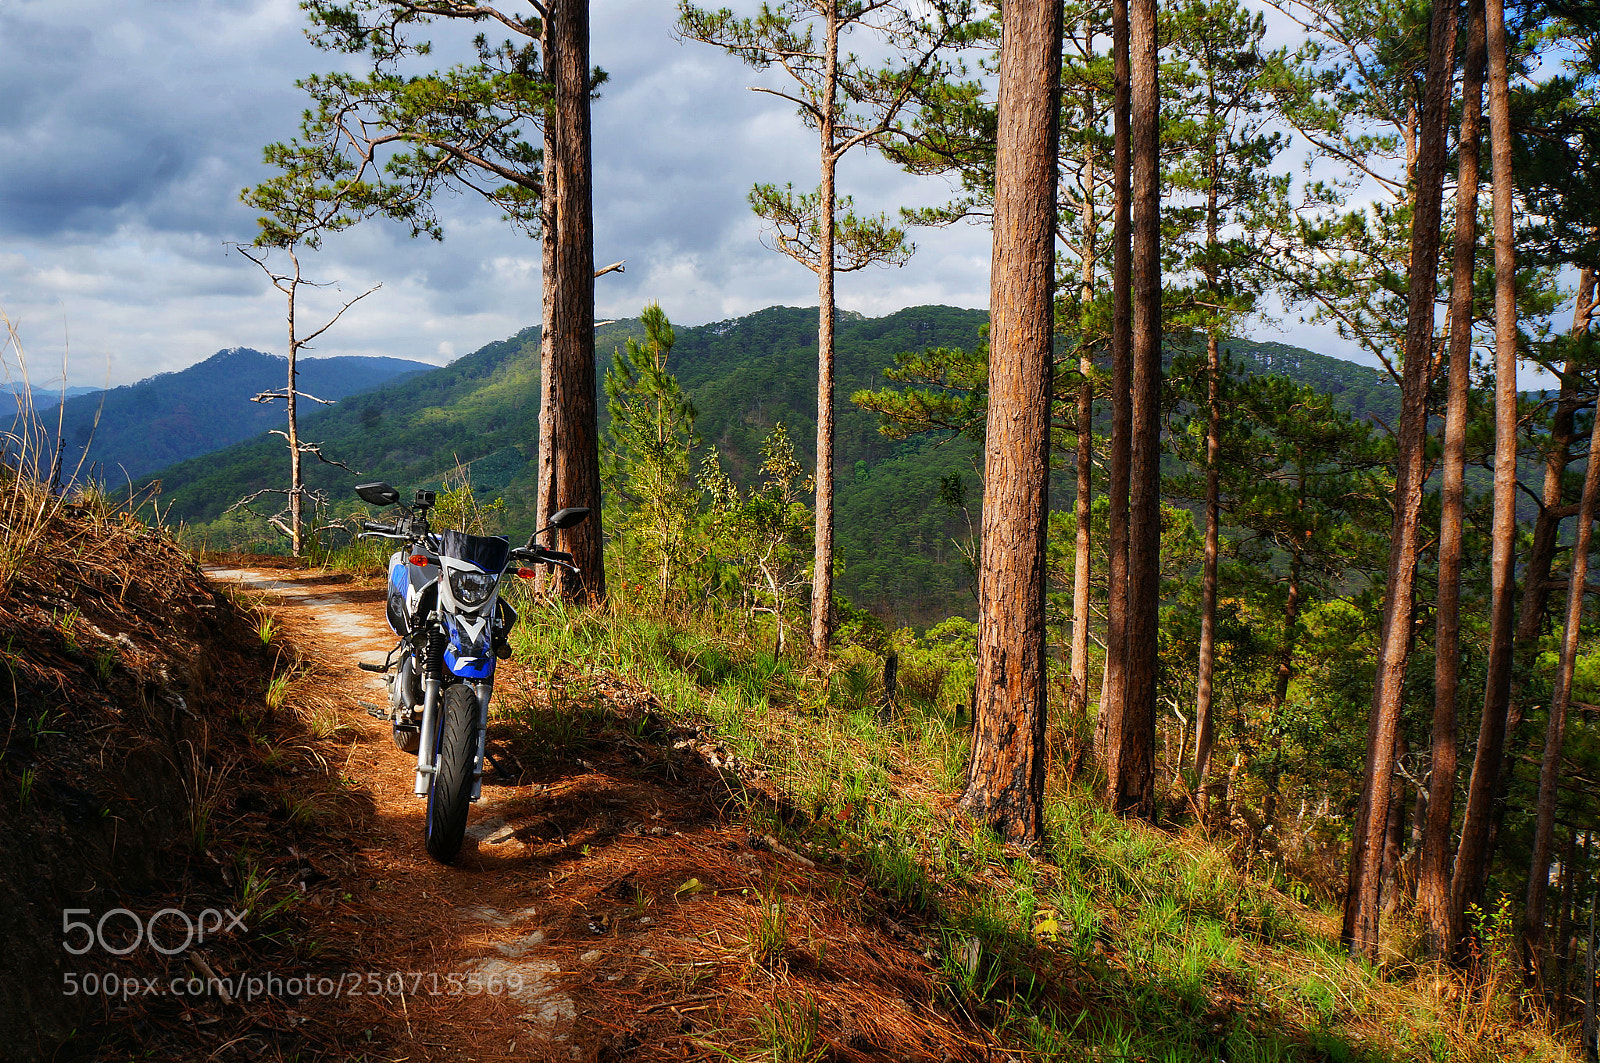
[491, 584, 1576, 1063]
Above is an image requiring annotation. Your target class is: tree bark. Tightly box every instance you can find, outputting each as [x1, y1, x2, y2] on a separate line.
[1071, 139, 1096, 728]
[549, 0, 603, 601]
[1419, 0, 1482, 960]
[1450, 0, 1518, 954]
[1194, 331, 1220, 800]
[286, 260, 304, 557]
[535, 14, 559, 595]
[1524, 360, 1600, 975]
[1095, 0, 1132, 772]
[808, 3, 843, 657]
[1261, 539, 1303, 832]
[1380, 741, 1409, 917]
[958, 0, 1062, 845]
[1586, 847, 1597, 1063]
[1557, 828, 1578, 1016]
[1343, 0, 1455, 961]
[1104, 0, 1159, 818]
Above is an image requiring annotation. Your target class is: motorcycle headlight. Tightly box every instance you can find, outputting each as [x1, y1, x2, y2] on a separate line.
[449, 569, 496, 607]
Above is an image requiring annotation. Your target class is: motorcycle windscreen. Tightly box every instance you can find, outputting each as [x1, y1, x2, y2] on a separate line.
[439, 530, 510, 572]
[443, 613, 497, 679]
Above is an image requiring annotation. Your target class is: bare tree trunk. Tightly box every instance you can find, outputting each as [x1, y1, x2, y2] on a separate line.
[1193, 92, 1226, 806]
[1344, 0, 1455, 962]
[549, 0, 603, 601]
[958, 0, 1062, 845]
[1194, 331, 1220, 797]
[1104, 0, 1159, 819]
[1558, 829, 1579, 1016]
[1380, 746, 1408, 917]
[1586, 852, 1597, 1063]
[1525, 371, 1600, 974]
[1451, 0, 1518, 954]
[1070, 147, 1096, 727]
[1261, 543, 1303, 832]
[535, 16, 559, 596]
[808, 5, 843, 657]
[1095, 0, 1132, 772]
[286, 261, 303, 557]
[1420, 0, 1482, 959]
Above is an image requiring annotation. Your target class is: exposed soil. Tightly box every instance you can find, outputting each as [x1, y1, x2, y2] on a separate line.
[199, 559, 992, 1063]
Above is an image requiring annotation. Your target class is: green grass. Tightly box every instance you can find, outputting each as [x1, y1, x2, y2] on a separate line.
[309, 543, 1578, 1062]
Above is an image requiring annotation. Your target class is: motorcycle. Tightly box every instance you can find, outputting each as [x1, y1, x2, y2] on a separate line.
[353, 481, 589, 863]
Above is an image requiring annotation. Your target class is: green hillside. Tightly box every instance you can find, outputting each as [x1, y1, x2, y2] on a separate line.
[149, 305, 1396, 626]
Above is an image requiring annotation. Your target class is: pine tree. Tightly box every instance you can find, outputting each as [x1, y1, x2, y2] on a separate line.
[677, 0, 979, 655]
[602, 305, 700, 601]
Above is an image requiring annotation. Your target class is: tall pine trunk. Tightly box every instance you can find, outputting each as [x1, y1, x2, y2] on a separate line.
[958, 0, 1062, 845]
[1450, 0, 1518, 951]
[808, 4, 843, 657]
[535, 19, 559, 595]
[1104, 0, 1160, 818]
[1193, 123, 1225, 802]
[1096, 0, 1133, 771]
[1343, 0, 1455, 961]
[549, 0, 603, 601]
[1524, 335, 1600, 974]
[1071, 122, 1097, 728]
[1419, 0, 1482, 959]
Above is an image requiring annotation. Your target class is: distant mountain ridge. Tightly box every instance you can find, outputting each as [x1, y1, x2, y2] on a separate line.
[2, 382, 101, 405]
[56, 347, 430, 482]
[145, 306, 1397, 625]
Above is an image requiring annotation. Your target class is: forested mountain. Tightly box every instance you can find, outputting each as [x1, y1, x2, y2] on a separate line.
[51, 347, 429, 482]
[153, 304, 1391, 625]
[2, 382, 101, 407]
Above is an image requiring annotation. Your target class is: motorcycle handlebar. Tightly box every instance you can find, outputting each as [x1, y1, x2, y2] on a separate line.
[508, 546, 579, 572]
[360, 520, 396, 534]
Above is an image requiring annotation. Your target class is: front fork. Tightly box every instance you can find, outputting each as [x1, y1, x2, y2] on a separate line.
[411, 665, 493, 799]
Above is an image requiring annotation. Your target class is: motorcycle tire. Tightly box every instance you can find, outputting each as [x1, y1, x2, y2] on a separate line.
[424, 682, 479, 864]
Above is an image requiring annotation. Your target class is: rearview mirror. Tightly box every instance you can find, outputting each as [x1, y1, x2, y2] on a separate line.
[549, 507, 590, 529]
[356, 481, 401, 507]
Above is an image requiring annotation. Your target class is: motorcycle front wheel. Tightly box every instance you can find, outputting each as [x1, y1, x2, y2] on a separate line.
[424, 682, 479, 864]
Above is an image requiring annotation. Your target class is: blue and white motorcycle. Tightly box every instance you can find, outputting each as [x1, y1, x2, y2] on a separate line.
[354, 481, 588, 863]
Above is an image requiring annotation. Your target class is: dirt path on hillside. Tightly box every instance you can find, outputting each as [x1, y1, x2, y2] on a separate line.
[204, 563, 593, 1061]
[200, 562, 986, 1063]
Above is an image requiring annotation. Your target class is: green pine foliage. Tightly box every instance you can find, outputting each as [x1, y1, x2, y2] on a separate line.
[603, 305, 702, 601]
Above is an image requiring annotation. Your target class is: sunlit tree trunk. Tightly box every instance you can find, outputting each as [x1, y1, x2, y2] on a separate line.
[1419, 0, 1482, 960]
[1343, 0, 1455, 962]
[959, 0, 1062, 844]
[808, 6, 841, 656]
[1450, 0, 1518, 954]
[549, 0, 603, 601]
[535, 15, 559, 595]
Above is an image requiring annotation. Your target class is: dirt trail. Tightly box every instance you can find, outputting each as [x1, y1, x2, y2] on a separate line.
[201, 561, 983, 1063]
[205, 563, 593, 1059]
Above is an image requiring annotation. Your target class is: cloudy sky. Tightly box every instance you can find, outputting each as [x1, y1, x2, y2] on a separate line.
[0, 0, 1363, 391]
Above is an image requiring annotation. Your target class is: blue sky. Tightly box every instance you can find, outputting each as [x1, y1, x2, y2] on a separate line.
[1, 0, 1388, 390]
